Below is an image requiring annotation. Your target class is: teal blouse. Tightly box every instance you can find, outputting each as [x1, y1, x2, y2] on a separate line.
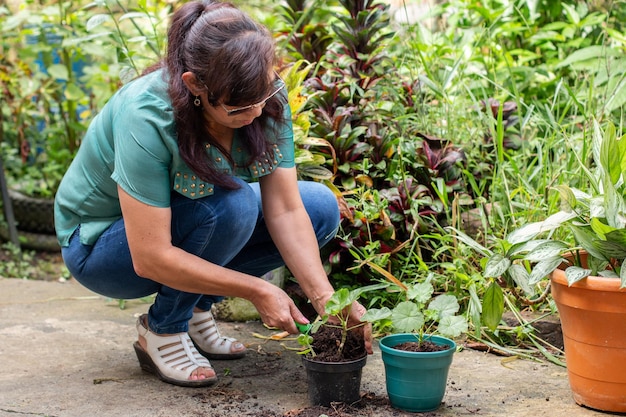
[54, 69, 295, 247]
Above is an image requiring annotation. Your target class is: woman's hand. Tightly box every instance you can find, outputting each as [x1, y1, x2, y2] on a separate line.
[248, 282, 308, 335]
[348, 301, 373, 355]
[322, 298, 373, 355]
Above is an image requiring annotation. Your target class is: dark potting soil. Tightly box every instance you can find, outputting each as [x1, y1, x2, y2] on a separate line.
[393, 340, 450, 352]
[308, 325, 366, 362]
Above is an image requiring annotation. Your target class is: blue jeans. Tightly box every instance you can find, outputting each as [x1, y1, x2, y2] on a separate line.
[62, 179, 339, 334]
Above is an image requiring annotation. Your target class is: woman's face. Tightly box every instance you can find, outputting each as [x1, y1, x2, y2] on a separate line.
[202, 96, 264, 129]
[200, 69, 282, 129]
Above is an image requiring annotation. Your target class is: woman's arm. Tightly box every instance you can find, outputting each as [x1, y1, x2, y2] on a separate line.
[117, 185, 308, 333]
[259, 168, 373, 353]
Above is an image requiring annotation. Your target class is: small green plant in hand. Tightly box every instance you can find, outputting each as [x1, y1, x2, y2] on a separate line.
[295, 321, 321, 357]
[297, 283, 386, 357]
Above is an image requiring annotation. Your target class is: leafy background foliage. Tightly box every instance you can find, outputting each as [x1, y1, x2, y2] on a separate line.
[2, 0, 625, 359]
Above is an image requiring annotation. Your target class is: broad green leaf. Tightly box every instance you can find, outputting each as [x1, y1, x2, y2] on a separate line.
[482, 282, 504, 331]
[528, 257, 563, 285]
[556, 46, 620, 69]
[621, 259, 626, 289]
[428, 294, 460, 319]
[524, 241, 569, 262]
[86, 13, 111, 31]
[484, 254, 511, 278]
[64, 82, 84, 101]
[391, 301, 424, 333]
[507, 211, 576, 244]
[553, 184, 577, 211]
[562, 3, 580, 25]
[406, 282, 434, 304]
[590, 218, 615, 240]
[565, 266, 592, 285]
[508, 239, 550, 256]
[571, 225, 609, 260]
[325, 288, 350, 315]
[47, 64, 69, 81]
[360, 307, 392, 322]
[507, 264, 534, 295]
[348, 283, 389, 301]
[592, 240, 626, 259]
[438, 315, 468, 339]
[605, 228, 626, 247]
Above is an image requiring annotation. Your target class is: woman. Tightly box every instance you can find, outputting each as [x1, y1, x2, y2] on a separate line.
[54, 0, 372, 388]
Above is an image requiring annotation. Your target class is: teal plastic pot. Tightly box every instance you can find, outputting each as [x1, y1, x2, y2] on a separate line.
[302, 355, 367, 406]
[379, 334, 456, 412]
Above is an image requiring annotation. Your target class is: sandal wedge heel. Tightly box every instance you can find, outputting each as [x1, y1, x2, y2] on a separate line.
[134, 314, 217, 387]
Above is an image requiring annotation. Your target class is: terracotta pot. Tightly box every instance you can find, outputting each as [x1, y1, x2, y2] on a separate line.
[550, 255, 626, 413]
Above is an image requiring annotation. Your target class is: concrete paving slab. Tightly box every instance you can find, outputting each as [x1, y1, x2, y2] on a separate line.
[0, 278, 611, 417]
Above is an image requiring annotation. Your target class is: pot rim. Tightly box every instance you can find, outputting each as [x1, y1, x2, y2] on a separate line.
[379, 333, 456, 358]
[551, 251, 626, 292]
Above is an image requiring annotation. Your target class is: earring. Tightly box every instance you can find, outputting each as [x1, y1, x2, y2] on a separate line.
[194, 96, 201, 107]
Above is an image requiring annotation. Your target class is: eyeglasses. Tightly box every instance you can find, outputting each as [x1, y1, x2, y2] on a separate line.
[220, 75, 285, 116]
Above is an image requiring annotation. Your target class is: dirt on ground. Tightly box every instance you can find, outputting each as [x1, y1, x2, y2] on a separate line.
[1, 249, 585, 417]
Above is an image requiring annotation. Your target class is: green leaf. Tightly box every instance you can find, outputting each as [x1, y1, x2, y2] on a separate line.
[565, 266, 592, 285]
[360, 307, 392, 323]
[553, 184, 577, 211]
[556, 46, 620, 69]
[64, 83, 84, 101]
[481, 282, 504, 331]
[297, 165, 333, 180]
[445, 227, 491, 257]
[592, 240, 626, 259]
[600, 121, 620, 184]
[484, 254, 511, 278]
[438, 315, 468, 339]
[390, 301, 424, 333]
[620, 259, 626, 289]
[507, 264, 534, 295]
[348, 283, 389, 301]
[47, 64, 69, 81]
[571, 225, 609, 261]
[325, 288, 351, 315]
[428, 294, 460, 319]
[524, 241, 569, 262]
[468, 284, 482, 336]
[606, 76, 626, 113]
[406, 282, 434, 304]
[506, 211, 576, 244]
[605, 229, 626, 248]
[86, 13, 112, 32]
[590, 218, 615, 240]
[528, 256, 563, 285]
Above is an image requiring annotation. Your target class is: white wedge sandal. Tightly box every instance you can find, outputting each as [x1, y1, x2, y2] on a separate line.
[188, 310, 247, 360]
[133, 314, 218, 387]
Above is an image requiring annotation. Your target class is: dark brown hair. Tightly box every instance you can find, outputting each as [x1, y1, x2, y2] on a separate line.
[163, 0, 284, 189]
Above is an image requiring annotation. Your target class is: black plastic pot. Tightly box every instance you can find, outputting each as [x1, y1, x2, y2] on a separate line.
[302, 355, 366, 406]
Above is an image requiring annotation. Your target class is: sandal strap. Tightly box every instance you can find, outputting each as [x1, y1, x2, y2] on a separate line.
[189, 310, 245, 358]
[136, 315, 214, 383]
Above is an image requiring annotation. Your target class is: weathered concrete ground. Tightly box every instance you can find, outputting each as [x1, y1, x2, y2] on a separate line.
[0, 278, 612, 417]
